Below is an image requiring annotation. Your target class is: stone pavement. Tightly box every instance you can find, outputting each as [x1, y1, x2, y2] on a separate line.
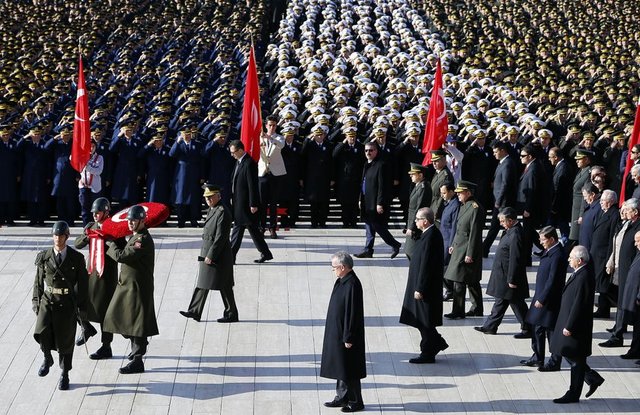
[0, 225, 638, 415]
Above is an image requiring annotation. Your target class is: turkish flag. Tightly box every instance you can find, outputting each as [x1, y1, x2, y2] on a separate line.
[421, 59, 448, 165]
[71, 55, 91, 172]
[619, 103, 640, 204]
[240, 44, 262, 162]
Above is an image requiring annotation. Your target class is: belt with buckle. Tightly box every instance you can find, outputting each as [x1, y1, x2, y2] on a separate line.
[45, 287, 69, 295]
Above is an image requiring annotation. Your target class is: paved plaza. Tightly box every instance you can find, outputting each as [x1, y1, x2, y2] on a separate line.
[0, 225, 638, 414]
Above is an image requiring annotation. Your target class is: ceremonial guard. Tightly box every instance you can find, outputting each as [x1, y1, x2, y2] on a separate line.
[32, 221, 88, 390]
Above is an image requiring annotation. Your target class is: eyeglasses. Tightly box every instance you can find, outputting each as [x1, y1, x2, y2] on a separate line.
[519, 154, 529, 157]
[331, 265, 343, 270]
[364, 149, 376, 153]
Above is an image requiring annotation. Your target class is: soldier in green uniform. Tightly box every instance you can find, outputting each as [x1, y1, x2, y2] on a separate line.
[404, 163, 432, 260]
[104, 205, 159, 374]
[74, 197, 126, 360]
[444, 181, 485, 319]
[32, 221, 88, 390]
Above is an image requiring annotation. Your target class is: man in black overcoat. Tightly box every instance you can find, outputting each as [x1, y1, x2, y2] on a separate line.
[475, 208, 531, 337]
[321, 252, 366, 413]
[547, 147, 574, 244]
[400, 207, 448, 363]
[591, 190, 620, 318]
[403, 163, 432, 260]
[483, 141, 517, 257]
[354, 141, 401, 259]
[332, 129, 365, 228]
[619, 231, 640, 360]
[228, 140, 273, 264]
[180, 184, 237, 323]
[550, 245, 604, 403]
[300, 126, 333, 227]
[523, 226, 566, 371]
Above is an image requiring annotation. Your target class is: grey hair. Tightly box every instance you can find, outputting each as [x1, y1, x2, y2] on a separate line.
[601, 189, 617, 203]
[417, 207, 435, 224]
[623, 198, 639, 211]
[331, 251, 353, 269]
[632, 164, 640, 176]
[571, 245, 590, 263]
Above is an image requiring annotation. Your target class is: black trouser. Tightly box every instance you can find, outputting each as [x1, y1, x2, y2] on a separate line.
[0, 201, 17, 224]
[56, 195, 77, 226]
[335, 379, 363, 406]
[129, 337, 148, 357]
[531, 325, 561, 366]
[364, 220, 400, 252]
[310, 200, 329, 226]
[418, 327, 445, 357]
[27, 201, 47, 224]
[628, 309, 640, 355]
[79, 188, 100, 226]
[280, 187, 299, 227]
[340, 200, 359, 226]
[80, 320, 113, 345]
[522, 216, 543, 264]
[40, 338, 73, 372]
[259, 173, 282, 230]
[176, 202, 201, 226]
[451, 280, 483, 315]
[230, 223, 272, 261]
[187, 287, 238, 319]
[563, 357, 603, 398]
[483, 297, 530, 332]
[611, 289, 628, 340]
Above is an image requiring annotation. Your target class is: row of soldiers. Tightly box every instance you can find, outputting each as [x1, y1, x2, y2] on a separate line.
[32, 201, 157, 390]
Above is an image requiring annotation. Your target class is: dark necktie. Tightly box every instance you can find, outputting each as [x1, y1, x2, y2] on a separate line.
[56, 252, 62, 266]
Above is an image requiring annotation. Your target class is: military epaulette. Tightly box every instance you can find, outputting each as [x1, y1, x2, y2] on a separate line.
[35, 250, 47, 266]
[472, 202, 478, 209]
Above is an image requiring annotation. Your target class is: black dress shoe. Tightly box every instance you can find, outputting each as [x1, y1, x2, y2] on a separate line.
[38, 354, 54, 377]
[585, 379, 604, 398]
[593, 310, 610, 319]
[599, 338, 623, 347]
[634, 360, 640, 365]
[341, 402, 365, 412]
[520, 359, 542, 367]
[254, 254, 273, 263]
[119, 357, 144, 374]
[465, 309, 483, 317]
[444, 312, 465, 320]
[324, 399, 348, 408]
[620, 351, 640, 359]
[217, 316, 239, 323]
[58, 373, 70, 391]
[606, 327, 615, 333]
[538, 364, 561, 372]
[474, 326, 497, 335]
[442, 293, 453, 301]
[76, 324, 98, 346]
[353, 250, 373, 258]
[390, 246, 400, 259]
[409, 355, 435, 364]
[90, 345, 113, 360]
[553, 392, 579, 404]
[513, 330, 533, 339]
[179, 310, 201, 322]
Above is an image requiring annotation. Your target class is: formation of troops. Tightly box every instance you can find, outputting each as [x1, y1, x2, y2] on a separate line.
[1, 0, 639, 410]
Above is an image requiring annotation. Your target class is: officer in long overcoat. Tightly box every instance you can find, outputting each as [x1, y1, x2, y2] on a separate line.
[332, 131, 365, 228]
[73, 197, 125, 360]
[180, 184, 237, 322]
[550, 246, 604, 403]
[400, 207, 448, 363]
[17, 127, 50, 225]
[0, 125, 21, 225]
[138, 135, 172, 205]
[320, 252, 366, 412]
[32, 221, 88, 390]
[44, 128, 79, 226]
[104, 205, 159, 374]
[109, 125, 143, 207]
[169, 127, 204, 227]
[444, 180, 485, 318]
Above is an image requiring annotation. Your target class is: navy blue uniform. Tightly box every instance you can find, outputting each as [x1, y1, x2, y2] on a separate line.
[138, 144, 172, 205]
[0, 139, 21, 224]
[44, 138, 79, 226]
[169, 140, 204, 226]
[203, 140, 235, 207]
[17, 138, 50, 224]
[109, 136, 143, 206]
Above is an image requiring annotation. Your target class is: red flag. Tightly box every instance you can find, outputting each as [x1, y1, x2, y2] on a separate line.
[240, 45, 262, 162]
[71, 55, 91, 172]
[421, 59, 448, 165]
[620, 103, 640, 204]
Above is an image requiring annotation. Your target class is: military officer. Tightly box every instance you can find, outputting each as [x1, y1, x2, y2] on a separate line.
[180, 184, 238, 323]
[32, 221, 88, 390]
[404, 163, 432, 260]
[74, 197, 126, 360]
[104, 205, 159, 374]
[429, 150, 454, 224]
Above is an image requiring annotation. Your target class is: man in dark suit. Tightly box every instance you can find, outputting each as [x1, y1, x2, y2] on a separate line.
[404, 163, 432, 260]
[475, 207, 531, 337]
[444, 180, 485, 319]
[516, 145, 549, 265]
[523, 226, 566, 371]
[591, 190, 620, 318]
[180, 184, 237, 323]
[228, 140, 273, 264]
[483, 141, 518, 257]
[300, 126, 333, 227]
[333, 129, 365, 228]
[321, 252, 366, 413]
[620, 231, 640, 361]
[577, 184, 602, 250]
[547, 147, 574, 244]
[440, 183, 460, 300]
[400, 207, 449, 363]
[601, 198, 640, 347]
[550, 245, 604, 403]
[354, 142, 401, 259]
